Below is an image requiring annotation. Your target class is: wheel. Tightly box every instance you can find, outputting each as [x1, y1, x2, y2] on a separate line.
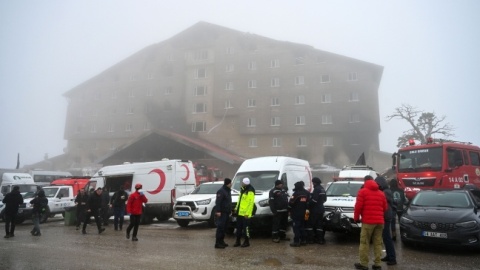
[207, 208, 217, 228]
[156, 215, 170, 222]
[140, 213, 153, 224]
[176, 219, 190, 227]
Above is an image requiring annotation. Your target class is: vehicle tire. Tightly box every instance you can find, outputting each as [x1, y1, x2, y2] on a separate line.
[176, 219, 190, 227]
[140, 213, 153, 225]
[156, 214, 170, 222]
[207, 208, 216, 228]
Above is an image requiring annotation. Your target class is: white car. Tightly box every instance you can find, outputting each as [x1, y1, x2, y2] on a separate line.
[323, 180, 364, 233]
[173, 182, 224, 227]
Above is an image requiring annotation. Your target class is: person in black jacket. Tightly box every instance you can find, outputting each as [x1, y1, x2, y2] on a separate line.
[375, 176, 397, 266]
[288, 181, 309, 247]
[110, 186, 129, 231]
[82, 187, 105, 234]
[101, 187, 110, 226]
[74, 189, 88, 230]
[2, 186, 23, 238]
[214, 178, 232, 249]
[389, 178, 406, 241]
[30, 189, 48, 236]
[269, 180, 289, 243]
[306, 177, 327, 244]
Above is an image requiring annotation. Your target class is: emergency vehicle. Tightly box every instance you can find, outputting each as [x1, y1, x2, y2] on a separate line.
[332, 165, 378, 182]
[86, 159, 197, 224]
[392, 138, 480, 200]
[193, 163, 223, 184]
[50, 177, 90, 196]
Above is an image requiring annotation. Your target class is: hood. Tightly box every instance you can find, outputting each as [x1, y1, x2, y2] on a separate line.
[407, 205, 476, 223]
[364, 180, 379, 191]
[176, 193, 216, 202]
[375, 177, 388, 190]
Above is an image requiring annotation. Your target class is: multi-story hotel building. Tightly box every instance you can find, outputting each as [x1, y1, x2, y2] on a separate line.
[62, 22, 383, 174]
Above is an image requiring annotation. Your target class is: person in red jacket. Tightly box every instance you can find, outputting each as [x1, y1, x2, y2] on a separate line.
[126, 183, 148, 241]
[353, 175, 387, 270]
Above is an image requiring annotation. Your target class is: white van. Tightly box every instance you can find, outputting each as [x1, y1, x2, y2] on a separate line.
[230, 156, 312, 233]
[30, 170, 72, 184]
[86, 159, 197, 223]
[0, 173, 37, 197]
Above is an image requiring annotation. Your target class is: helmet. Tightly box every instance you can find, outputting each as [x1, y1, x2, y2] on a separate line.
[135, 183, 142, 189]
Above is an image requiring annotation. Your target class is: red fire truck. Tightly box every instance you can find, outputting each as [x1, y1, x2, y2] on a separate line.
[392, 138, 480, 200]
[193, 163, 223, 185]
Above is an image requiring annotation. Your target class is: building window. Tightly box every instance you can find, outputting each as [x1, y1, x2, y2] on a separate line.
[226, 47, 235, 54]
[320, 75, 330, 83]
[90, 109, 97, 117]
[322, 115, 332, 124]
[273, 137, 282, 147]
[225, 82, 234, 91]
[295, 95, 305, 105]
[94, 93, 101, 101]
[90, 124, 97, 133]
[295, 76, 305, 85]
[298, 137, 307, 147]
[296, 116, 306, 125]
[167, 55, 174, 62]
[165, 86, 172, 95]
[321, 94, 332, 103]
[193, 103, 207, 113]
[125, 123, 133, 132]
[225, 64, 234, 72]
[271, 77, 280, 87]
[349, 114, 360, 123]
[248, 80, 257, 88]
[129, 75, 136, 82]
[324, 137, 334, 146]
[194, 68, 207, 79]
[348, 92, 359, 102]
[194, 50, 209, 61]
[248, 61, 257, 70]
[126, 106, 134, 115]
[192, 121, 206, 132]
[146, 89, 153, 97]
[144, 121, 151, 131]
[224, 100, 233, 109]
[271, 117, 280, 126]
[128, 90, 135, 98]
[271, 97, 280, 106]
[194, 86, 207, 96]
[348, 72, 358, 81]
[247, 99, 256, 108]
[270, 59, 280, 68]
[75, 126, 82, 134]
[107, 123, 114, 133]
[295, 57, 304, 65]
[110, 90, 117, 99]
[247, 118, 256, 127]
[147, 73, 153, 80]
[248, 138, 257, 148]
[92, 142, 98, 150]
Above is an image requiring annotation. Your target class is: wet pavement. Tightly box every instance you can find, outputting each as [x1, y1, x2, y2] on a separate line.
[1, 217, 479, 270]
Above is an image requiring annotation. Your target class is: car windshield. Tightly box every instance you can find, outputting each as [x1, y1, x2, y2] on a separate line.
[232, 171, 280, 192]
[43, 187, 59, 198]
[23, 191, 36, 199]
[18, 185, 39, 193]
[326, 182, 363, 197]
[397, 147, 443, 173]
[411, 191, 472, 208]
[191, 183, 223, 194]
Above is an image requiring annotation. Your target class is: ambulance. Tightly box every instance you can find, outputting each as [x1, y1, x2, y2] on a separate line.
[86, 159, 197, 223]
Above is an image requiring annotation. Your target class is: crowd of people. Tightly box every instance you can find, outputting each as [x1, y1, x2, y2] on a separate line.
[214, 175, 403, 270]
[2, 183, 148, 242]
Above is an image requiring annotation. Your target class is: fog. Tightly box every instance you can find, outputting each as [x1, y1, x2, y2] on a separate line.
[1, 0, 479, 168]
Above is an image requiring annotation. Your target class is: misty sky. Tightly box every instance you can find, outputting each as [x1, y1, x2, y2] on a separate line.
[1, 1, 479, 169]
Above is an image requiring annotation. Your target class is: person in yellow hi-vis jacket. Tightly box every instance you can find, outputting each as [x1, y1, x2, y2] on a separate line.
[233, 178, 255, 247]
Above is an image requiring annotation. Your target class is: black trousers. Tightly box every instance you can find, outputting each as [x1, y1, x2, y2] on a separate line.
[235, 216, 251, 239]
[82, 210, 102, 231]
[127, 214, 141, 237]
[272, 211, 288, 237]
[215, 212, 229, 241]
[5, 213, 17, 235]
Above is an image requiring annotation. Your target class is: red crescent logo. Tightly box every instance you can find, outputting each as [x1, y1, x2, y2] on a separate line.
[181, 164, 190, 181]
[147, 169, 166, 195]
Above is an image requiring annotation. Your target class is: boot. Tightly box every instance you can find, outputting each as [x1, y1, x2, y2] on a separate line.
[233, 237, 241, 247]
[221, 238, 229, 247]
[215, 239, 226, 249]
[241, 237, 250, 247]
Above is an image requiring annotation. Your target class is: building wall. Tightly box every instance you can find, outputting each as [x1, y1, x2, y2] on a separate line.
[63, 22, 383, 170]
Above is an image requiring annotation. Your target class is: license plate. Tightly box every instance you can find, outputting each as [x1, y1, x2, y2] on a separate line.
[177, 211, 190, 217]
[422, 231, 447, 238]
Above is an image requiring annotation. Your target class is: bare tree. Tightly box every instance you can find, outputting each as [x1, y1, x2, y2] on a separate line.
[386, 104, 455, 147]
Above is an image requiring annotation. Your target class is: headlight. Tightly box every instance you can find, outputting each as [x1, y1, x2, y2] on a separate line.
[258, 199, 269, 207]
[400, 216, 413, 224]
[196, 199, 211, 205]
[456, 220, 478, 228]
